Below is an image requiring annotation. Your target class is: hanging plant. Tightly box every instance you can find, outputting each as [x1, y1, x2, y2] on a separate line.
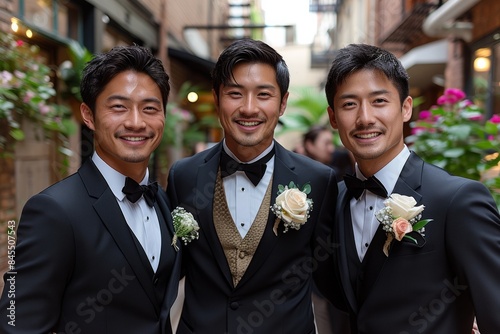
[0, 31, 75, 152]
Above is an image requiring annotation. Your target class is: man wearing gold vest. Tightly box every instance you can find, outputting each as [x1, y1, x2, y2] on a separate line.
[167, 39, 338, 334]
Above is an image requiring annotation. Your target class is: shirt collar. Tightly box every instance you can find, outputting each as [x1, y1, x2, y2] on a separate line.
[92, 152, 150, 201]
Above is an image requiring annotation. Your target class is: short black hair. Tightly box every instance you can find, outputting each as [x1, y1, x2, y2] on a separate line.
[80, 45, 170, 113]
[324, 43, 409, 109]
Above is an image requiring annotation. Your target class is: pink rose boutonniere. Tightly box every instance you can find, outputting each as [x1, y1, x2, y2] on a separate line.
[271, 181, 313, 235]
[375, 194, 432, 256]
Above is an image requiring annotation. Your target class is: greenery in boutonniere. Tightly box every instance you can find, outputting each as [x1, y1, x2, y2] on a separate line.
[171, 207, 200, 251]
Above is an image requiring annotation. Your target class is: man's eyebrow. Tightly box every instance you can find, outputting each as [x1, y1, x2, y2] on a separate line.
[338, 89, 391, 99]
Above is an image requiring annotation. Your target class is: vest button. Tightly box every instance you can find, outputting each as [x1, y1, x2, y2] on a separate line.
[238, 251, 246, 259]
[230, 301, 239, 310]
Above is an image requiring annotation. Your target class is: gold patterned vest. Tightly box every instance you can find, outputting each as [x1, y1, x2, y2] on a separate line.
[213, 171, 273, 287]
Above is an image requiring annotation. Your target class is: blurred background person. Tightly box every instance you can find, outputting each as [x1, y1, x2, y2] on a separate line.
[303, 125, 354, 181]
[303, 125, 335, 165]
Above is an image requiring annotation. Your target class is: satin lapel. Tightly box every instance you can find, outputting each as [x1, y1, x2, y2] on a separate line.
[78, 159, 159, 314]
[155, 190, 175, 246]
[156, 192, 182, 324]
[236, 143, 296, 288]
[337, 183, 358, 313]
[392, 152, 423, 202]
[195, 145, 234, 287]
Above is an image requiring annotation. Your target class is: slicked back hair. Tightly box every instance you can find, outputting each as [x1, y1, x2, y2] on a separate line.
[211, 38, 289, 100]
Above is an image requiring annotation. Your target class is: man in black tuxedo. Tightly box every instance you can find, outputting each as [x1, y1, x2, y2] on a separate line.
[0, 45, 181, 333]
[167, 39, 338, 333]
[316, 43, 500, 333]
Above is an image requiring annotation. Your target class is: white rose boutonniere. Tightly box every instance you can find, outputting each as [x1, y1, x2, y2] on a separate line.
[271, 181, 313, 236]
[375, 194, 432, 256]
[171, 207, 200, 251]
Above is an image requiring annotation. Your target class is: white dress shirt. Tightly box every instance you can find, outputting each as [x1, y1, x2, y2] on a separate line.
[222, 141, 275, 238]
[92, 153, 161, 272]
[350, 146, 411, 261]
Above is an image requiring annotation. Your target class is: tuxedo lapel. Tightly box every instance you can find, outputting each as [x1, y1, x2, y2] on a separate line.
[156, 192, 183, 328]
[195, 143, 234, 287]
[79, 159, 160, 314]
[392, 152, 423, 202]
[336, 184, 358, 313]
[236, 143, 296, 288]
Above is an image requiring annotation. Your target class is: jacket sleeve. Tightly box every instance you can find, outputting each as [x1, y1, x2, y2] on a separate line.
[0, 193, 75, 333]
[445, 180, 500, 332]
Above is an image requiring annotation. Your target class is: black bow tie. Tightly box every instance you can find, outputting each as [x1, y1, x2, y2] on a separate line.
[122, 177, 158, 207]
[220, 148, 275, 186]
[344, 174, 388, 199]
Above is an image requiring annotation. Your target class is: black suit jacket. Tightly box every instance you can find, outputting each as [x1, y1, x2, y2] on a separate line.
[0, 159, 181, 334]
[317, 152, 500, 334]
[167, 141, 338, 334]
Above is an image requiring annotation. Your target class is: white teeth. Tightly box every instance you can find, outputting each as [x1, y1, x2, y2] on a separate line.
[357, 133, 379, 139]
[123, 137, 146, 141]
[238, 121, 259, 126]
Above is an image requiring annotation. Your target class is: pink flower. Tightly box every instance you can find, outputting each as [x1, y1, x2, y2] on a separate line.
[461, 99, 474, 107]
[392, 218, 413, 241]
[411, 127, 426, 135]
[419, 110, 431, 119]
[489, 114, 500, 124]
[15, 40, 24, 47]
[436, 95, 449, 105]
[14, 70, 26, 79]
[465, 114, 483, 121]
[0, 70, 13, 85]
[38, 103, 50, 115]
[23, 91, 36, 103]
[437, 88, 467, 105]
[444, 88, 466, 101]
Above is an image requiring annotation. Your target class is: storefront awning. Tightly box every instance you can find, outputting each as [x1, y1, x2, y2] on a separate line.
[400, 39, 447, 89]
[168, 47, 215, 80]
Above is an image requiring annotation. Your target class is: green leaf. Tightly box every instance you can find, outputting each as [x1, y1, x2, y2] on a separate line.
[484, 121, 499, 135]
[9, 128, 25, 141]
[288, 181, 296, 189]
[403, 234, 418, 244]
[443, 148, 465, 158]
[412, 219, 433, 231]
[447, 124, 471, 140]
[301, 183, 311, 194]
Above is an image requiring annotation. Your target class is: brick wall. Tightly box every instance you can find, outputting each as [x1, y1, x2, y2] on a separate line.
[0, 121, 17, 294]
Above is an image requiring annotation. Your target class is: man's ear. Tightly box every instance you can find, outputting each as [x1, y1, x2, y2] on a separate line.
[402, 96, 413, 122]
[279, 92, 289, 117]
[81, 103, 95, 131]
[327, 106, 338, 129]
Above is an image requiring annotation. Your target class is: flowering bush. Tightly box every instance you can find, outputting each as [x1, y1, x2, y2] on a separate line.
[406, 88, 500, 205]
[0, 31, 74, 151]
